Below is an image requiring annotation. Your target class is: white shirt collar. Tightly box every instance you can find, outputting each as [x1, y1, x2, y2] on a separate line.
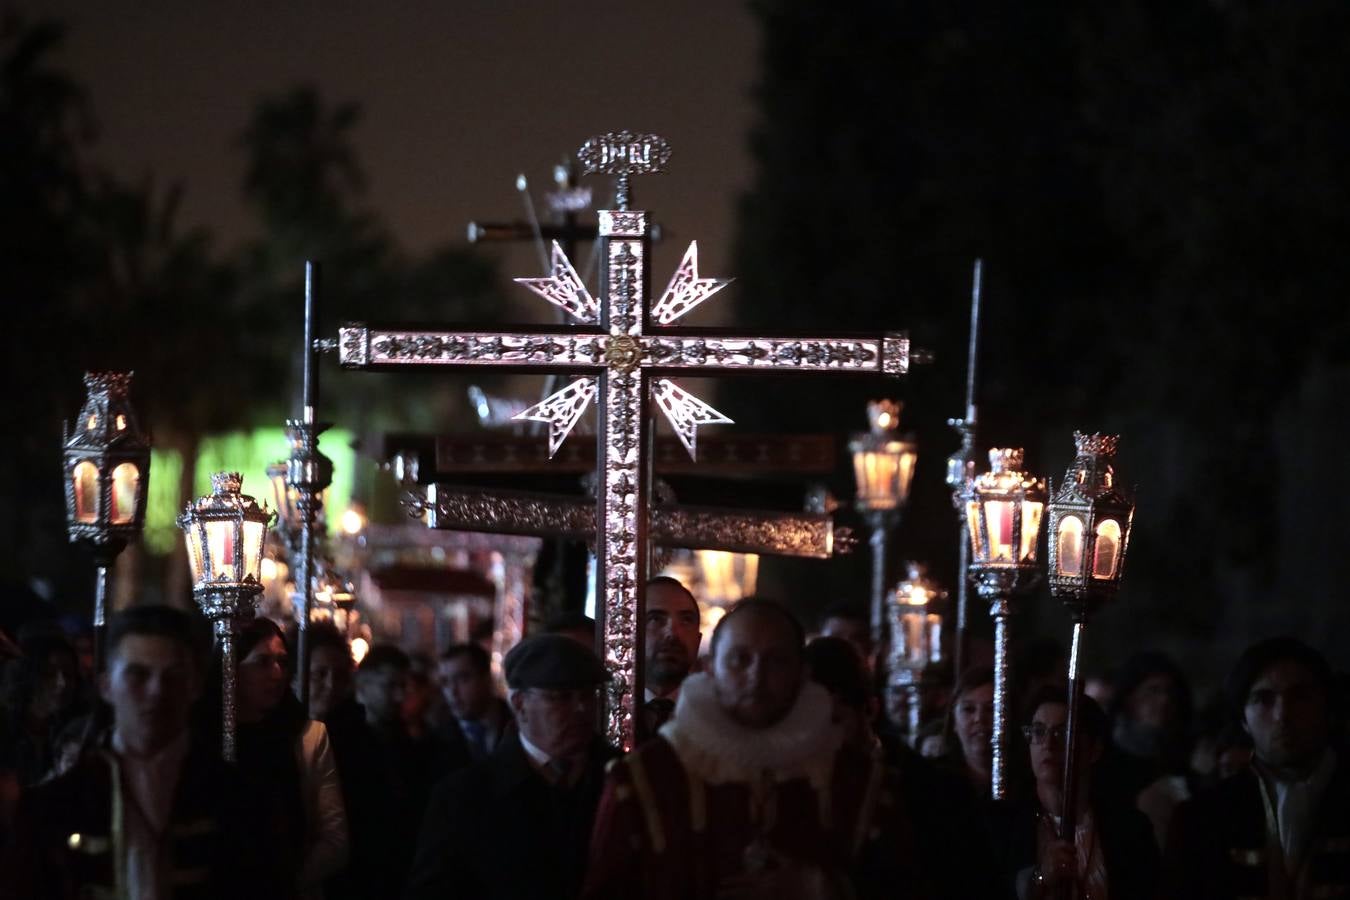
[1267, 748, 1337, 868]
[645, 686, 680, 704]
[517, 730, 553, 768]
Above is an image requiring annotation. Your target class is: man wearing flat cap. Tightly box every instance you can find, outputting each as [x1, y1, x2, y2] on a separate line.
[405, 634, 619, 900]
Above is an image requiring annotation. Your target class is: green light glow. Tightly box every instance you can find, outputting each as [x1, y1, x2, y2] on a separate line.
[143, 428, 356, 556]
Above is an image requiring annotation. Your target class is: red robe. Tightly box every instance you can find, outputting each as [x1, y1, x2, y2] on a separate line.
[582, 678, 930, 900]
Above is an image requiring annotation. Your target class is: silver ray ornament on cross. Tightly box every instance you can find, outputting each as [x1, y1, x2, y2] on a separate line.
[339, 131, 916, 748]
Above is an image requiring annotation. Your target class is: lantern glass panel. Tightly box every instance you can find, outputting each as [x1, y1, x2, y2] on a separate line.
[185, 524, 205, 584]
[1093, 519, 1122, 579]
[985, 500, 1016, 562]
[965, 501, 985, 559]
[1056, 516, 1084, 576]
[896, 450, 917, 504]
[205, 520, 237, 581]
[73, 461, 100, 523]
[1020, 500, 1044, 562]
[242, 520, 266, 581]
[110, 463, 139, 524]
[926, 613, 943, 664]
[898, 609, 927, 667]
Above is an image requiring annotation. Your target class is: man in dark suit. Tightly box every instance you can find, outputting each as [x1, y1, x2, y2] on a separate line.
[433, 643, 515, 762]
[405, 634, 618, 900]
[1165, 637, 1349, 900]
[0, 606, 281, 900]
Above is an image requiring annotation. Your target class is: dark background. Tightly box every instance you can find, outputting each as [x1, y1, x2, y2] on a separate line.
[5, 2, 1349, 693]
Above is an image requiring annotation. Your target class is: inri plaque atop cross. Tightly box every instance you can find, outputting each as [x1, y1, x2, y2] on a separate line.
[340, 132, 913, 748]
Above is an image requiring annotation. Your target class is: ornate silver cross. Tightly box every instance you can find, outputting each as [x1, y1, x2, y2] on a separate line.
[340, 132, 912, 747]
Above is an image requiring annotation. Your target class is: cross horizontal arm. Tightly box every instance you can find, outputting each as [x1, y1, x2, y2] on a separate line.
[411, 485, 841, 558]
[639, 332, 911, 375]
[339, 325, 606, 370]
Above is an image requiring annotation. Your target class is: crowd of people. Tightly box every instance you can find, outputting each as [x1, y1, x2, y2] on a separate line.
[0, 580, 1345, 899]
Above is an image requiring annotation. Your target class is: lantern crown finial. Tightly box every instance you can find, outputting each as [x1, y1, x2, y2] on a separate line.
[1073, 432, 1118, 458]
[84, 371, 133, 397]
[988, 447, 1024, 473]
[866, 399, 902, 434]
[211, 472, 244, 496]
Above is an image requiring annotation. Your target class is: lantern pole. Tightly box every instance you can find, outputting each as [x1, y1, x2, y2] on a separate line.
[63, 372, 151, 674]
[947, 259, 982, 683]
[867, 512, 893, 648]
[887, 563, 946, 747]
[964, 447, 1045, 799]
[850, 401, 916, 652]
[289, 261, 334, 715]
[178, 472, 272, 761]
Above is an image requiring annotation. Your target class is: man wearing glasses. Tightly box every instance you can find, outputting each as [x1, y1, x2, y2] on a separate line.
[405, 634, 617, 900]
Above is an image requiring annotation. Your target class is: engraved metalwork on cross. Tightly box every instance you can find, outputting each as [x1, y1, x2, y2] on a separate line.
[339, 131, 915, 748]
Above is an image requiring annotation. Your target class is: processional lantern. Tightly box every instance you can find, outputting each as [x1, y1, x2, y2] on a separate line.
[886, 562, 947, 746]
[265, 460, 300, 553]
[849, 400, 917, 649]
[1045, 432, 1134, 843]
[63, 372, 151, 669]
[1046, 433, 1132, 617]
[962, 447, 1046, 799]
[178, 472, 273, 761]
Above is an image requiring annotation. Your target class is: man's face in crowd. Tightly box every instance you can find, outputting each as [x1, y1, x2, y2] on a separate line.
[645, 582, 701, 693]
[438, 655, 494, 720]
[1126, 673, 1178, 731]
[308, 644, 354, 720]
[1243, 660, 1329, 773]
[356, 664, 407, 727]
[100, 634, 199, 752]
[511, 686, 597, 759]
[712, 609, 803, 729]
[820, 615, 870, 662]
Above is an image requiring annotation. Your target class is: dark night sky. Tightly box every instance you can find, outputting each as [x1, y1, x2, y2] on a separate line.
[29, 1, 758, 282]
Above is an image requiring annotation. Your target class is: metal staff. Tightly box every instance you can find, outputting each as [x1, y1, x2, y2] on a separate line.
[946, 260, 982, 682]
[1044, 433, 1134, 855]
[288, 262, 334, 714]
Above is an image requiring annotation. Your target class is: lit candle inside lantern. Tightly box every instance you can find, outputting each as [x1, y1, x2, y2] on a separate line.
[207, 521, 236, 580]
[1057, 516, 1083, 576]
[73, 461, 99, 523]
[986, 500, 1015, 561]
[110, 463, 139, 525]
[1093, 519, 1121, 579]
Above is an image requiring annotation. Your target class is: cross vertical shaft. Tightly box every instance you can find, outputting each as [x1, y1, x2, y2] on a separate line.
[596, 210, 651, 745]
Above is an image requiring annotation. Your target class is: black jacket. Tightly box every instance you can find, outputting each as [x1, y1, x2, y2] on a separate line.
[1164, 761, 1350, 900]
[433, 698, 517, 763]
[988, 794, 1160, 900]
[0, 736, 284, 900]
[405, 732, 619, 900]
[880, 734, 1014, 900]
